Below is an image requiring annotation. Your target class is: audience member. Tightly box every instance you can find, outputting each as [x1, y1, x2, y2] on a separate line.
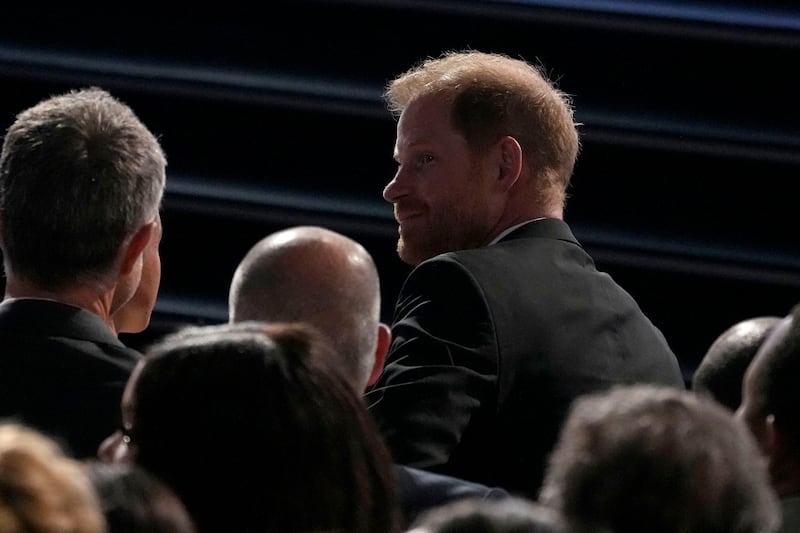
[85, 461, 196, 533]
[692, 316, 780, 411]
[227, 225, 509, 527]
[0, 422, 105, 533]
[407, 497, 570, 533]
[229, 225, 389, 392]
[365, 49, 685, 498]
[539, 384, 780, 533]
[737, 303, 800, 532]
[0, 87, 166, 457]
[101, 321, 401, 533]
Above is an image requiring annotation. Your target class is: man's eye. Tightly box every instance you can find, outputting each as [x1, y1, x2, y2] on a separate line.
[419, 154, 434, 165]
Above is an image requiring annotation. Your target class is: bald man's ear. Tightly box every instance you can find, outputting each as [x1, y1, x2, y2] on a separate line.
[762, 414, 786, 483]
[765, 414, 793, 465]
[367, 323, 391, 388]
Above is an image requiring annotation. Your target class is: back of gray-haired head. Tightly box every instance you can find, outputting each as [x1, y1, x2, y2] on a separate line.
[0, 87, 166, 289]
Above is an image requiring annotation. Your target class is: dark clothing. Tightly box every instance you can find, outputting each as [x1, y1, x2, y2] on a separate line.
[779, 495, 800, 533]
[367, 219, 684, 498]
[394, 464, 509, 528]
[0, 298, 140, 458]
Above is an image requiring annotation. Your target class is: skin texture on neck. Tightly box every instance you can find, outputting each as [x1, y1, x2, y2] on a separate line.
[3, 276, 118, 330]
[1, 220, 156, 334]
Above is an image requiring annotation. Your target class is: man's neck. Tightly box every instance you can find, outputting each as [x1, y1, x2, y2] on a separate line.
[488, 217, 552, 246]
[487, 192, 564, 243]
[771, 456, 800, 499]
[4, 277, 115, 329]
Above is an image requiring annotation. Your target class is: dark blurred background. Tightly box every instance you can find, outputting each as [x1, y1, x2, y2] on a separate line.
[1, 1, 798, 381]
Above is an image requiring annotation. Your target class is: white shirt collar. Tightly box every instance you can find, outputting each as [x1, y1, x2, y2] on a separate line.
[488, 218, 547, 245]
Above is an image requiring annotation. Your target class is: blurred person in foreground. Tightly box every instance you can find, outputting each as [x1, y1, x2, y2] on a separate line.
[100, 321, 401, 533]
[539, 384, 779, 533]
[408, 496, 571, 533]
[0, 422, 105, 533]
[85, 461, 196, 533]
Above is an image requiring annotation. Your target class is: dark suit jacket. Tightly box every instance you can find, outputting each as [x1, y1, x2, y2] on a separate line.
[366, 219, 685, 498]
[0, 298, 141, 458]
[394, 464, 509, 528]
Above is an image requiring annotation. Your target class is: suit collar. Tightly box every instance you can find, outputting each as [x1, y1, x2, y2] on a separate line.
[493, 218, 580, 246]
[0, 298, 125, 346]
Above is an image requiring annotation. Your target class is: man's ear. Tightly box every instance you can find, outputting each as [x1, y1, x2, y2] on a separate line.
[119, 221, 156, 275]
[762, 413, 795, 478]
[367, 322, 392, 387]
[765, 414, 793, 462]
[495, 135, 523, 192]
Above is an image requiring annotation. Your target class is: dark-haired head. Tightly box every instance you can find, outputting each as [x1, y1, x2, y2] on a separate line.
[123, 321, 399, 533]
[409, 497, 570, 533]
[85, 461, 196, 533]
[693, 316, 780, 411]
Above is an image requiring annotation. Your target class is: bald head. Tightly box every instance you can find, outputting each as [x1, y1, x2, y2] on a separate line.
[228, 226, 383, 391]
[692, 316, 781, 411]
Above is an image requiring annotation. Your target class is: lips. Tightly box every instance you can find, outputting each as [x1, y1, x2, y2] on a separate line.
[393, 204, 425, 225]
[396, 213, 423, 224]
